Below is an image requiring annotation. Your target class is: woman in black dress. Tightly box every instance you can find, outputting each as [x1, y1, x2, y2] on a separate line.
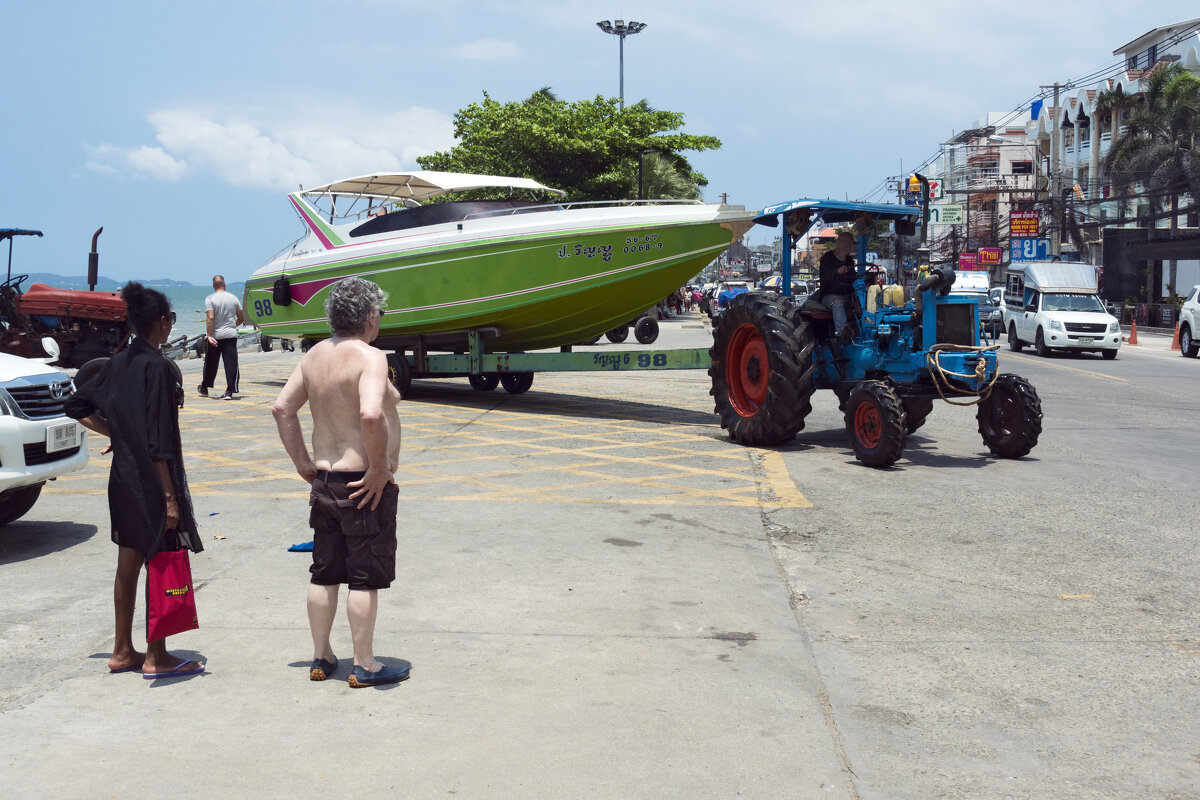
[67, 282, 205, 678]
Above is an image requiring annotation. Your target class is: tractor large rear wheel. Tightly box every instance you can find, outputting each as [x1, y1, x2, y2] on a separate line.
[709, 292, 812, 446]
[977, 374, 1042, 458]
[844, 380, 907, 468]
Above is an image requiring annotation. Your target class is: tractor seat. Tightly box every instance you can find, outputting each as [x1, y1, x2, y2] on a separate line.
[800, 294, 832, 319]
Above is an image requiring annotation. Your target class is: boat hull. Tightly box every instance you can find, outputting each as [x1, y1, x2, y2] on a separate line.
[246, 209, 751, 352]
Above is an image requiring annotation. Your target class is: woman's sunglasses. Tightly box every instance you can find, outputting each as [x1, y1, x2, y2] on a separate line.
[164, 311, 177, 324]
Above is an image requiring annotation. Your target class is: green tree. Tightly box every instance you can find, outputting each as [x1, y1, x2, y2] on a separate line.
[417, 90, 721, 201]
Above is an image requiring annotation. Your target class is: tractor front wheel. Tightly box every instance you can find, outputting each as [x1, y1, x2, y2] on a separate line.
[902, 396, 935, 434]
[844, 380, 907, 468]
[977, 374, 1042, 458]
[710, 292, 812, 446]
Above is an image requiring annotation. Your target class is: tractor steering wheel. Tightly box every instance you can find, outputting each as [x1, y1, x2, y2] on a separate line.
[1, 274, 29, 290]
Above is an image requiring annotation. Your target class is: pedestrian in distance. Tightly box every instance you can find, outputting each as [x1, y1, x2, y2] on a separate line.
[271, 277, 408, 688]
[66, 282, 206, 679]
[198, 274, 245, 400]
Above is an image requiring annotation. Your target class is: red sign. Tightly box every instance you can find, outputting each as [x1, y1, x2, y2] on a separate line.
[978, 247, 1003, 266]
[958, 253, 979, 270]
[1011, 210, 1039, 238]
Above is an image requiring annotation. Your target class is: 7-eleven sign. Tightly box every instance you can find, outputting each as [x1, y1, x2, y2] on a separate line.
[926, 180, 942, 200]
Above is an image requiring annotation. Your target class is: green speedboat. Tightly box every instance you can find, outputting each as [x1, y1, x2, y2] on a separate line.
[243, 171, 755, 351]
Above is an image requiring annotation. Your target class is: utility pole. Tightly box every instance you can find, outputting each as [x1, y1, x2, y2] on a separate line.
[1040, 82, 1071, 256]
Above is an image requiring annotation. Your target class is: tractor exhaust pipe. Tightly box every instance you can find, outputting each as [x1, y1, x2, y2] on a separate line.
[88, 227, 103, 291]
[918, 267, 956, 296]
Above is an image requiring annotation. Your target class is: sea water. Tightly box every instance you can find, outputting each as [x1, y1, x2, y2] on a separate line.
[41, 282, 247, 341]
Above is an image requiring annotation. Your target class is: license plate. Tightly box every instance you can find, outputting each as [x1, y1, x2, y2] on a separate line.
[1077, 337, 1094, 344]
[46, 422, 79, 453]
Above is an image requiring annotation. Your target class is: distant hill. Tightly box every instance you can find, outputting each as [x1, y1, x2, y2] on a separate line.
[21, 273, 196, 288]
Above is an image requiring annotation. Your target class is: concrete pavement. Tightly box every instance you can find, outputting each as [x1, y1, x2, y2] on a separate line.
[0, 342, 854, 798]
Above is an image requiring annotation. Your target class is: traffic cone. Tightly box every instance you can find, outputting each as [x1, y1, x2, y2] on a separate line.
[1171, 322, 1181, 350]
[1127, 318, 1139, 345]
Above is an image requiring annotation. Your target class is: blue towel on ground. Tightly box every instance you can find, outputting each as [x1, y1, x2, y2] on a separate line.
[288, 541, 314, 552]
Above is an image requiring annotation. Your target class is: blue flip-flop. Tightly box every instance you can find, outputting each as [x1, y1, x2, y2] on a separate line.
[142, 660, 205, 680]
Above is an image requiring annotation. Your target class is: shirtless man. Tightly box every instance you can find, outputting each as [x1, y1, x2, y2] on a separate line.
[271, 277, 407, 687]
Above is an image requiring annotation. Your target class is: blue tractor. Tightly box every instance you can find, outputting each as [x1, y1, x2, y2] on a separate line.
[709, 199, 1042, 467]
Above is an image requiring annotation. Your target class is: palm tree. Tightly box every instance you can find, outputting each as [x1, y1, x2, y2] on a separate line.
[634, 151, 701, 200]
[1101, 62, 1200, 296]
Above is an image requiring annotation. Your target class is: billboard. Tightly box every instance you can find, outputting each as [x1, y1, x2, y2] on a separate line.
[978, 247, 1003, 267]
[1011, 210, 1039, 238]
[1010, 238, 1051, 262]
[958, 253, 979, 270]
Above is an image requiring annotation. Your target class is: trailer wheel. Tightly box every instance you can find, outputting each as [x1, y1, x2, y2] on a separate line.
[73, 357, 109, 392]
[843, 381, 906, 468]
[977, 374, 1042, 458]
[260, 334, 273, 352]
[634, 316, 659, 344]
[468, 374, 500, 391]
[500, 372, 534, 394]
[386, 353, 411, 398]
[576, 334, 602, 346]
[605, 325, 630, 343]
[300, 338, 317, 353]
[902, 396, 935, 434]
[1008, 323, 1023, 352]
[710, 292, 812, 446]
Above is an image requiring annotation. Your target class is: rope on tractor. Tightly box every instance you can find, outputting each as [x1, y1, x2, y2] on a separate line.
[925, 343, 1000, 406]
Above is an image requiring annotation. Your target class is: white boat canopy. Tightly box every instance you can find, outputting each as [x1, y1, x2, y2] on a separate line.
[301, 171, 565, 203]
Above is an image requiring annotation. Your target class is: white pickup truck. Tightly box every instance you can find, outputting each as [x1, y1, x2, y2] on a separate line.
[0, 346, 88, 524]
[1003, 261, 1121, 359]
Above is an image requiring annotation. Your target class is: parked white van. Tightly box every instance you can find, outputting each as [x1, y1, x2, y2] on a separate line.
[1002, 262, 1121, 359]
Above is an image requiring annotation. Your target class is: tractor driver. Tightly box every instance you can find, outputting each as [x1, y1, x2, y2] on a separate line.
[819, 230, 856, 336]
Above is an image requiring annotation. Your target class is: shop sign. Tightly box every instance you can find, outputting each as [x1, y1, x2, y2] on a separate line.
[978, 247, 1003, 266]
[1011, 210, 1039, 237]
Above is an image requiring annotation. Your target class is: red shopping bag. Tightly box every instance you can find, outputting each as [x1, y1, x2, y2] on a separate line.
[146, 547, 199, 641]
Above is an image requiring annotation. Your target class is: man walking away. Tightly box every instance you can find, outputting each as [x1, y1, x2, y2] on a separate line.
[271, 277, 408, 687]
[198, 274, 245, 400]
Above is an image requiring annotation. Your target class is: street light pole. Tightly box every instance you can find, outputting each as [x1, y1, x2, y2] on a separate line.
[596, 19, 647, 109]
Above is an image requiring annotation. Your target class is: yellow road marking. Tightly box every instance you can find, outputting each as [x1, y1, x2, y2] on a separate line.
[1003, 352, 1128, 383]
[49, 363, 812, 508]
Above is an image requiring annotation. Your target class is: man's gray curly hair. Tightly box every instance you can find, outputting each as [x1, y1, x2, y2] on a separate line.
[324, 277, 388, 337]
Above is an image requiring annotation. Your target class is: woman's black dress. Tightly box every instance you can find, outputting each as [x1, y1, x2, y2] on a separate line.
[65, 338, 201, 560]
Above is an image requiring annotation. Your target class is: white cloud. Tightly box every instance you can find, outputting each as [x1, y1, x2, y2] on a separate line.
[85, 142, 187, 180]
[126, 145, 189, 180]
[86, 104, 456, 192]
[451, 38, 523, 60]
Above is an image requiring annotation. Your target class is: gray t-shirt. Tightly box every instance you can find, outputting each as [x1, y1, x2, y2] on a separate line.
[205, 289, 243, 340]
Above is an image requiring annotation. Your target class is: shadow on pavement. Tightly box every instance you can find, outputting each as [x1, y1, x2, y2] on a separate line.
[401, 381, 717, 427]
[0, 521, 98, 565]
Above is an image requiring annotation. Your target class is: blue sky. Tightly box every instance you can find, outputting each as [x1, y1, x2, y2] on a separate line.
[3, 1, 1196, 284]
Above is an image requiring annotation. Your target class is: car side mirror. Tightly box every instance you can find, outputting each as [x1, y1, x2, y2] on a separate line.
[40, 336, 61, 362]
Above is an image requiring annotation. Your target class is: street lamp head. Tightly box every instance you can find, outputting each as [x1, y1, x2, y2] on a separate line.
[596, 19, 647, 38]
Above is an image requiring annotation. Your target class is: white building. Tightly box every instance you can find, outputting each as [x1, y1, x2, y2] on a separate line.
[928, 18, 1200, 299]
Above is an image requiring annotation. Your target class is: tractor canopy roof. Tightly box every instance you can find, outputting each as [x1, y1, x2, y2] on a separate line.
[753, 199, 920, 239]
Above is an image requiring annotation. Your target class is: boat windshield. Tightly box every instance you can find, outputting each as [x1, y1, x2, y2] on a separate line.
[349, 199, 561, 238]
[1041, 293, 1105, 312]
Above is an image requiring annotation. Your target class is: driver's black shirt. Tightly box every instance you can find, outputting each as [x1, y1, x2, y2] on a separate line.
[819, 251, 856, 296]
